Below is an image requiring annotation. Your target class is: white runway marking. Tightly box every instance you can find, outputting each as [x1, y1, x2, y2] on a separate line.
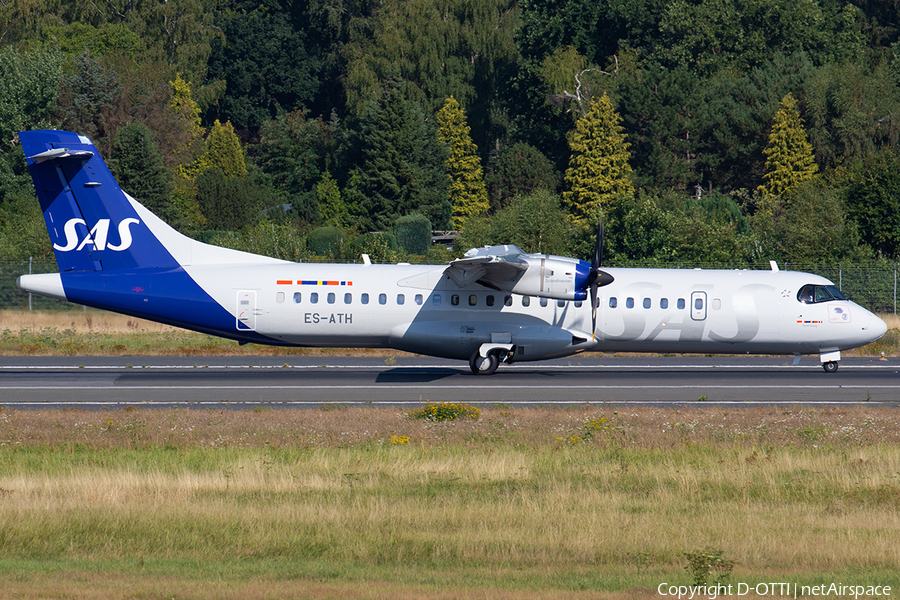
[0, 363, 896, 370]
[0, 399, 893, 407]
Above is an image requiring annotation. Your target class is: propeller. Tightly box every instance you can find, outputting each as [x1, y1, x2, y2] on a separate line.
[586, 216, 614, 338]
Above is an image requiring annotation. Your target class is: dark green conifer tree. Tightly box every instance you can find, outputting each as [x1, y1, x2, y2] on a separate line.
[108, 123, 176, 223]
[348, 79, 449, 231]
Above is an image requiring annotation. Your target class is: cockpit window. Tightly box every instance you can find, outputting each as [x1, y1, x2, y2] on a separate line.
[826, 285, 847, 300]
[798, 284, 847, 304]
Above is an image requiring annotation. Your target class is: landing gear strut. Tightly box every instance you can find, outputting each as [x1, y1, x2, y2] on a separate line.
[822, 361, 839, 373]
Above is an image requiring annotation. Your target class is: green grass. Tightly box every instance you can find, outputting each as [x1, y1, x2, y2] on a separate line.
[2, 406, 900, 598]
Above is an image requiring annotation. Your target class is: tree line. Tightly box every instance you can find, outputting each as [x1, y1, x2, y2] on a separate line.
[0, 0, 898, 265]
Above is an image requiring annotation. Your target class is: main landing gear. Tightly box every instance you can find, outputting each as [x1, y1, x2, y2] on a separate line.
[469, 345, 515, 375]
[469, 351, 500, 375]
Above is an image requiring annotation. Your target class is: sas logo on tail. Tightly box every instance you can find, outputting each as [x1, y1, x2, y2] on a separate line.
[54, 218, 139, 252]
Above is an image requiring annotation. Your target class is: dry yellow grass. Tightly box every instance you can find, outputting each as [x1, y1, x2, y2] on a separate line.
[0, 308, 178, 334]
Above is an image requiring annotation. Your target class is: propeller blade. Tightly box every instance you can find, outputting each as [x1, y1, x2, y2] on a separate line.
[591, 216, 603, 338]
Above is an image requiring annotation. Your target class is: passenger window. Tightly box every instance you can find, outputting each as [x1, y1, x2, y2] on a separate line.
[344, 293, 352, 304]
[293, 292, 302, 304]
[626, 297, 634, 309]
[327, 292, 335, 304]
[660, 298, 668, 309]
[451, 294, 460, 306]
[379, 293, 387, 305]
[677, 298, 685, 310]
[522, 296, 531, 307]
[486, 295, 494, 307]
[276, 292, 285, 304]
[574, 300, 582, 308]
[712, 298, 721, 310]
[469, 295, 477, 306]
[397, 294, 405, 305]
[557, 299, 566, 307]
[540, 298, 548, 307]
[609, 297, 617, 308]
[415, 294, 423, 305]
[433, 294, 442, 306]
[504, 296, 512, 307]
[361, 293, 369, 305]
[310, 292, 319, 304]
[643, 298, 651, 309]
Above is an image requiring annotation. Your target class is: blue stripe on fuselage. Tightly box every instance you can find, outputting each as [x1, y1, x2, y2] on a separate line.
[58, 268, 283, 345]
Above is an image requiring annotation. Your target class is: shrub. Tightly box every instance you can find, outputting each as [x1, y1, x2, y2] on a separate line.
[346, 232, 399, 263]
[408, 401, 480, 421]
[683, 548, 734, 586]
[307, 226, 346, 257]
[394, 214, 432, 254]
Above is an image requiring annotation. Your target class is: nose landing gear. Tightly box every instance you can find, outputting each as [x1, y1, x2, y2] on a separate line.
[820, 350, 841, 373]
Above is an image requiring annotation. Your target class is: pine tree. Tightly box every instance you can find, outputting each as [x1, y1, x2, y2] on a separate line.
[350, 79, 449, 231]
[562, 94, 634, 224]
[317, 171, 349, 228]
[758, 93, 818, 207]
[108, 123, 176, 223]
[436, 97, 489, 229]
[205, 119, 247, 179]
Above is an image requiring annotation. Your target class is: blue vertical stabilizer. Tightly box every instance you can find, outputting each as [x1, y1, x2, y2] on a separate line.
[19, 130, 178, 272]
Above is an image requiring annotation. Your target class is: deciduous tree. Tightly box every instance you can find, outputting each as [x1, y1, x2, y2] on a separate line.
[843, 149, 900, 258]
[206, 1, 321, 130]
[485, 143, 558, 211]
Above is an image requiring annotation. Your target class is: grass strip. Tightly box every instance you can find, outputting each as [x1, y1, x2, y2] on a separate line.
[1, 407, 899, 598]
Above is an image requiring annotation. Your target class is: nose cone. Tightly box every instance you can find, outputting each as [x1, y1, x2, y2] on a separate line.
[867, 311, 889, 344]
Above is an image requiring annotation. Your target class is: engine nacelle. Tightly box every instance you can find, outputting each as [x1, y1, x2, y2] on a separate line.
[509, 255, 591, 301]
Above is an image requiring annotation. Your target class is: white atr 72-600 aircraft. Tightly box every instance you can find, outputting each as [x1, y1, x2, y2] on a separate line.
[16, 130, 887, 374]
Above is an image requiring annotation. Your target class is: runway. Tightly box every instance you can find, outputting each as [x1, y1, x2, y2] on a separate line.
[0, 355, 897, 408]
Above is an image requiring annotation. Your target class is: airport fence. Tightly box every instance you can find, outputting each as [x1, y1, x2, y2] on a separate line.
[1, 259, 898, 314]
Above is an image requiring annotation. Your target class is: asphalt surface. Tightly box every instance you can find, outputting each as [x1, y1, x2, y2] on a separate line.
[0, 355, 897, 409]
